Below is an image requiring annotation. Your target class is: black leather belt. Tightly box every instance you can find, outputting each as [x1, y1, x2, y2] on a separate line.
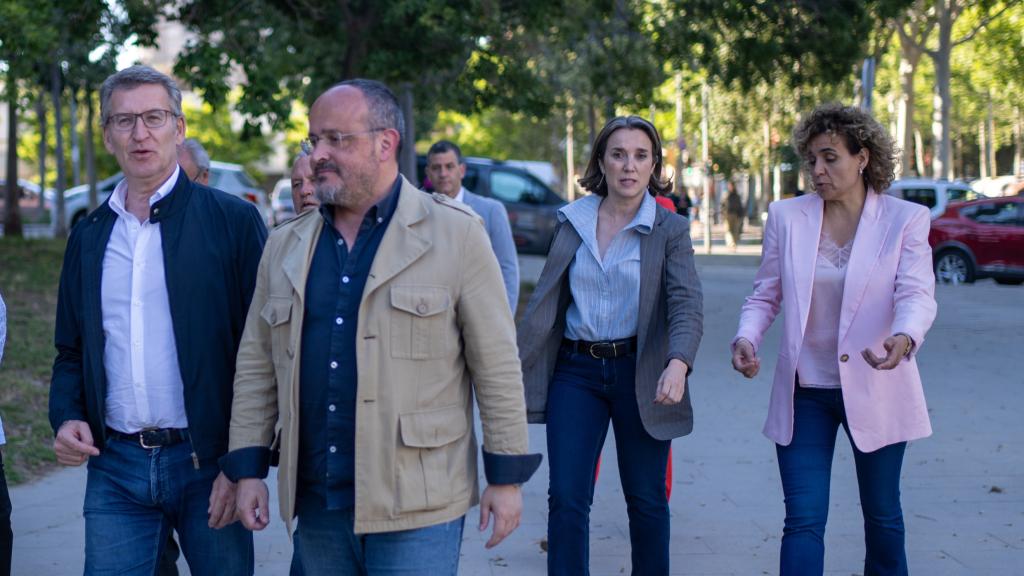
[563, 337, 637, 359]
[107, 427, 188, 449]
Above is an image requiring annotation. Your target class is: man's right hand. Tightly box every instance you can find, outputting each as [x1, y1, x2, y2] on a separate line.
[236, 478, 271, 531]
[53, 420, 100, 466]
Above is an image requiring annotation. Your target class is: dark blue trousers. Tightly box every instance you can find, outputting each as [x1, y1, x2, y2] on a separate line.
[546, 347, 671, 576]
[777, 386, 908, 576]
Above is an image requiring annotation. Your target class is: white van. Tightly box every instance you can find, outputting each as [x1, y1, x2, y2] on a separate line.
[884, 179, 980, 220]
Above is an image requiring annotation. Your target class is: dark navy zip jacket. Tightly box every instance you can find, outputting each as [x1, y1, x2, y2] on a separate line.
[49, 170, 268, 463]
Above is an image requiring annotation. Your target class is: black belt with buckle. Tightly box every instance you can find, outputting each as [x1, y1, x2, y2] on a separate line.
[563, 337, 637, 359]
[107, 427, 188, 449]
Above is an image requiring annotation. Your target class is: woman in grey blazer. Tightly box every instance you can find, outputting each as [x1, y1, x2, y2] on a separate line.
[518, 116, 703, 575]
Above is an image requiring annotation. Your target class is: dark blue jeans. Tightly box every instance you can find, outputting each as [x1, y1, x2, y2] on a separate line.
[546, 347, 671, 576]
[777, 386, 908, 576]
[292, 494, 464, 576]
[83, 437, 253, 576]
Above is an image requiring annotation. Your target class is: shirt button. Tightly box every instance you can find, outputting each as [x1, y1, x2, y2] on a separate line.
[330, 361, 338, 369]
[342, 276, 350, 284]
[328, 404, 336, 412]
[376, 217, 383, 224]
[337, 239, 344, 246]
[335, 317, 343, 325]
[329, 446, 337, 454]
[840, 354, 849, 362]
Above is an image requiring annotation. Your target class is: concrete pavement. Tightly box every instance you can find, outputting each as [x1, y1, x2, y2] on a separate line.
[11, 234, 1024, 575]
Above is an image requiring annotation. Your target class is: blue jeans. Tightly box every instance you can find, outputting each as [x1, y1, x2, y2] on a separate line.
[546, 347, 671, 576]
[83, 437, 253, 576]
[777, 386, 908, 576]
[292, 494, 464, 576]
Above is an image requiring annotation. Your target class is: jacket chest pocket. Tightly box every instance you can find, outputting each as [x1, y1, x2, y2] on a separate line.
[389, 285, 452, 360]
[395, 405, 470, 513]
[260, 296, 294, 370]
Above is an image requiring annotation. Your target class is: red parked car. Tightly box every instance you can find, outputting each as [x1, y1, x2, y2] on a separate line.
[928, 196, 1024, 285]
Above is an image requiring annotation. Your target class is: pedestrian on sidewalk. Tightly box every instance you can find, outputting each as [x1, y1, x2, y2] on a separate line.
[49, 65, 267, 576]
[221, 80, 540, 576]
[722, 181, 744, 250]
[0, 291, 11, 576]
[731, 102, 937, 576]
[519, 115, 704, 575]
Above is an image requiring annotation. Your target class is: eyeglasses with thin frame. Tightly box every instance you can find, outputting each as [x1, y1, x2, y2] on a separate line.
[106, 109, 180, 132]
[302, 129, 383, 153]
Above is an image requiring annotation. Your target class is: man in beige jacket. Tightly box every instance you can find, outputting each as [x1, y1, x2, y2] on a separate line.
[219, 79, 540, 576]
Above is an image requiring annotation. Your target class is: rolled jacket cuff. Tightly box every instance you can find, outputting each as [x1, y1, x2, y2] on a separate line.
[218, 446, 271, 482]
[482, 450, 543, 485]
[666, 352, 695, 375]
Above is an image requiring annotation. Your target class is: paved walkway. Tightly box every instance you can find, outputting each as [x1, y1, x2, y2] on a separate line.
[11, 227, 1024, 574]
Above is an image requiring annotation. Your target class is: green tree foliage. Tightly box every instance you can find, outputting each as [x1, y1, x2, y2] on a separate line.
[172, 0, 560, 131]
[653, 0, 913, 89]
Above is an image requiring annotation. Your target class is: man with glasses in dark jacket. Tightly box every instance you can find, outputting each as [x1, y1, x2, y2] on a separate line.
[49, 65, 267, 576]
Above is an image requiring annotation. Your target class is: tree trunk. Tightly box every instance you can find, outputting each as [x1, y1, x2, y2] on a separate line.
[1014, 107, 1022, 176]
[762, 116, 771, 213]
[914, 129, 926, 176]
[70, 85, 80, 187]
[52, 61, 68, 237]
[565, 100, 576, 201]
[35, 90, 47, 209]
[674, 73, 685, 197]
[700, 81, 711, 254]
[929, 2, 955, 180]
[896, 39, 922, 177]
[979, 120, 988, 179]
[397, 84, 416, 186]
[985, 94, 996, 176]
[4, 90, 23, 238]
[86, 88, 98, 212]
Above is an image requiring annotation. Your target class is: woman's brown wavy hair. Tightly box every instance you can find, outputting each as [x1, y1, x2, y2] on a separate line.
[792, 103, 899, 194]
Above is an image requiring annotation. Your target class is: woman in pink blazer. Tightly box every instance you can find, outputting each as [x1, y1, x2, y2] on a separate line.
[731, 104, 937, 576]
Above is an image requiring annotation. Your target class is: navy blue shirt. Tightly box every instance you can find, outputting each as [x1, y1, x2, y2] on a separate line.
[297, 178, 401, 510]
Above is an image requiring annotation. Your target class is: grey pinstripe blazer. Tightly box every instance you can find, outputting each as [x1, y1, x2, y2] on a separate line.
[517, 205, 704, 440]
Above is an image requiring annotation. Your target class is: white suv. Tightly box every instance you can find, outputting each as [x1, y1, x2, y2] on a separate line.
[55, 161, 269, 228]
[885, 178, 980, 220]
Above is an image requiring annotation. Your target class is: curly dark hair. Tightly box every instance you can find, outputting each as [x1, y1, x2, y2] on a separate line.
[578, 116, 672, 197]
[792, 103, 899, 194]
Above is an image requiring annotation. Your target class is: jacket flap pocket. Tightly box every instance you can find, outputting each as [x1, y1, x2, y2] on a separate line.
[390, 285, 450, 318]
[260, 297, 292, 327]
[399, 405, 467, 448]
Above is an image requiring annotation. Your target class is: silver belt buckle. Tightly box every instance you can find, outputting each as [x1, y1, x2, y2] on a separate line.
[139, 429, 159, 449]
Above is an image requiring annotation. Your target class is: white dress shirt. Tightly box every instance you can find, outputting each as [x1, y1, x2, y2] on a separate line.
[102, 167, 189, 433]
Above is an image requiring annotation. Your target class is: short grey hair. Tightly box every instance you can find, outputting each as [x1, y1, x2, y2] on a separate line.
[100, 65, 183, 126]
[179, 138, 210, 171]
[332, 79, 406, 153]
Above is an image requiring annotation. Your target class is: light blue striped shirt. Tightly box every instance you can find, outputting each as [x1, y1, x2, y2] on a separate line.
[559, 192, 656, 341]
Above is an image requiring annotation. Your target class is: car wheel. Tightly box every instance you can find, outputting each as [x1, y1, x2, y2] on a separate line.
[994, 278, 1024, 286]
[934, 249, 975, 285]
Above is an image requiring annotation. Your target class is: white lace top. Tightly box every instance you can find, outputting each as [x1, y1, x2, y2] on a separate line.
[796, 231, 851, 389]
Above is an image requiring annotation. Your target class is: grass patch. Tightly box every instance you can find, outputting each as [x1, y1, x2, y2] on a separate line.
[0, 238, 65, 484]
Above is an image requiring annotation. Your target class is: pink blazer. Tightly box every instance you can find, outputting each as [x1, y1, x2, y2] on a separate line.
[735, 191, 937, 452]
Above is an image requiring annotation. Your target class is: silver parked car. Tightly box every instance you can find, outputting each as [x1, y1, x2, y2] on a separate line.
[54, 161, 270, 228]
